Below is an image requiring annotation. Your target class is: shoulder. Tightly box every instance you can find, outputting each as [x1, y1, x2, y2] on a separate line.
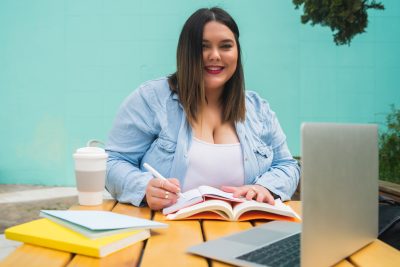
[123, 77, 174, 107]
[134, 77, 172, 100]
[245, 90, 273, 120]
[245, 90, 267, 106]
[244, 90, 285, 148]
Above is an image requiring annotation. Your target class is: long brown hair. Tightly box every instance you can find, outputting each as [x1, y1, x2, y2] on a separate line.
[169, 7, 245, 125]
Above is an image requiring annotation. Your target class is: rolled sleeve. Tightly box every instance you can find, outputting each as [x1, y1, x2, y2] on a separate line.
[105, 85, 159, 206]
[255, 142, 300, 201]
[106, 151, 153, 206]
[252, 95, 300, 201]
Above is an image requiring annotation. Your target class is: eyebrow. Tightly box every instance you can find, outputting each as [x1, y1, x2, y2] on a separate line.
[202, 39, 234, 43]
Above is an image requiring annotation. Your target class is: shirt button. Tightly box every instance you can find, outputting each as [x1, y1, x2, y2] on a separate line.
[184, 154, 188, 158]
[245, 157, 248, 161]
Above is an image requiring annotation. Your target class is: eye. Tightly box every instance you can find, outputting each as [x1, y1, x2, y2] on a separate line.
[202, 43, 210, 49]
[221, 44, 233, 49]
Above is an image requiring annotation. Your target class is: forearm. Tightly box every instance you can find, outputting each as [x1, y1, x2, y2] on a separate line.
[255, 144, 300, 201]
[105, 85, 160, 206]
[106, 152, 152, 206]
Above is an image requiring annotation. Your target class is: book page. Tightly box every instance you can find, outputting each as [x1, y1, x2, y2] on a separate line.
[39, 213, 154, 239]
[232, 199, 300, 220]
[162, 188, 203, 215]
[166, 199, 234, 220]
[198, 185, 243, 202]
[40, 210, 167, 230]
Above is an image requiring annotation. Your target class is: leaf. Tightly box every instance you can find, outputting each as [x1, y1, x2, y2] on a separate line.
[293, 0, 385, 45]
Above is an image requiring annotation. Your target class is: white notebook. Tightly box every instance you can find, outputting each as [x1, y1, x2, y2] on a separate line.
[40, 210, 167, 239]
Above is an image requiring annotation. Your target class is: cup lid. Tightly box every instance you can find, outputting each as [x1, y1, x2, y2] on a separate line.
[76, 146, 106, 154]
[74, 146, 108, 159]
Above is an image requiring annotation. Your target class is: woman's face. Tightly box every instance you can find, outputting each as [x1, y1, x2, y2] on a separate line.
[202, 21, 238, 93]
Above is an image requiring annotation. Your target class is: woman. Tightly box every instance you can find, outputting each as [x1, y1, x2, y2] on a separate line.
[106, 7, 300, 210]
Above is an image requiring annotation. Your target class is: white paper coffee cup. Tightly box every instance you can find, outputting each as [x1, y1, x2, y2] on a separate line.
[73, 146, 108, 206]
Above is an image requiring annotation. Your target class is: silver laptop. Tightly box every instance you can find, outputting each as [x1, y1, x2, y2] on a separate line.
[188, 123, 379, 267]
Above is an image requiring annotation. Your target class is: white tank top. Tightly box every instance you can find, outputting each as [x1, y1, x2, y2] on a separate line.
[182, 137, 245, 192]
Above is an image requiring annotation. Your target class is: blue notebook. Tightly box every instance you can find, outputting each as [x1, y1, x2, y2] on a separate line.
[40, 210, 167, 239]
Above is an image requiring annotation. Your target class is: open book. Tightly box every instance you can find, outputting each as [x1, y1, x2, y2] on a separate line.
[163, 185, 243, 215]
[163, 186, 300, 222]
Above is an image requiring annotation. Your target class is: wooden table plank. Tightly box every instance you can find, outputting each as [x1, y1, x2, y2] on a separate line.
[0, 244, 72, 267]
[67, 203, 150, 267]
[66, 245, 142, 267]
[334, 260, 356, 267]
[202, 221, 253, 241]
[286, 201, 301, 217]
[68, 199, 117, 211]
[112, 203, 152, 218]
[140, 212, 208, 267]
[348, 239, 400, 267]
[202, 220, 253, 267]
[3, 199, 399, 267]
[0, 200, 117, 267]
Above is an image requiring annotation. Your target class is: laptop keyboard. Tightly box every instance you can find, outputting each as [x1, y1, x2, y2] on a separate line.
[236, 233, 300, 267]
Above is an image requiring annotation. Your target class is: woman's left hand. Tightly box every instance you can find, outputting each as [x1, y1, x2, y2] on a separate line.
[221, 185, 275, 205]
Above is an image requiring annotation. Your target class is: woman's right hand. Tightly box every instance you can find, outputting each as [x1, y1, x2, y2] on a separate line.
[145, 178, 181, 210]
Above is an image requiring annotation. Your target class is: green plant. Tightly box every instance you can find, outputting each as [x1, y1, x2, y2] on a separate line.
[293, 0, 384, 45]
[379, 105, 400, 184]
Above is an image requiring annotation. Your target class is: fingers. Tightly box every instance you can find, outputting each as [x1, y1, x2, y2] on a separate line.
[221, 186, 248, 198]
[148, 178, 181, 194]
[256, 192, 265, 203]
[223, 185, 275, 205]
[146, 190, 177, 211]
[221, 186, 245, 198]
[164, 178, 181, 194]
[168, 178, 180, 187]
[146, 197, 174, 211]
[232, 187, 249, 198]
[263, 191, 275, 205]
[149, 186, 178, 201]
[145, 178, 181, 210]
[254, 190, 275, 205]
[245, 187, 257, 200]
[220, 186, 236, 193]
[250, 186, 275, 205]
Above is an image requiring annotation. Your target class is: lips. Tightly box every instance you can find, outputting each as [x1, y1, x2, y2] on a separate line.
[205, 66, 224, 75]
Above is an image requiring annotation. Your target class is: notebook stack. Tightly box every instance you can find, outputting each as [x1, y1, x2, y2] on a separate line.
[5, 210, 167, 258]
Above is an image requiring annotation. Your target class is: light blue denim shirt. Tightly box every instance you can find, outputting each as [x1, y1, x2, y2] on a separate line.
[106, 77, 300, 206]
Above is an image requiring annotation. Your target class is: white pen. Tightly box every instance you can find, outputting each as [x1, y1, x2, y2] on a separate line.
[143, 162, 185, 198]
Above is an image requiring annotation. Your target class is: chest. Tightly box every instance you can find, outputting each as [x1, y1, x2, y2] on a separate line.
[191, 110, 239, 144]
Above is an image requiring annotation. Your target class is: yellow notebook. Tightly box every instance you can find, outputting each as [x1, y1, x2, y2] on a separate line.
[5, 218, 150, 257]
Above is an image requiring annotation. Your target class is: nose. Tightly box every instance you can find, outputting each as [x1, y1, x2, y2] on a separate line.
[207, 47, 221, 61]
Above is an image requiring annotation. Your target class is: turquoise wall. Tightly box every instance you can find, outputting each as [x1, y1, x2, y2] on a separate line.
[1, 0, 399, 186]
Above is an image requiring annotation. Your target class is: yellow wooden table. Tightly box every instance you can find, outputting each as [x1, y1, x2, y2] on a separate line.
[1, 200, 399, 267]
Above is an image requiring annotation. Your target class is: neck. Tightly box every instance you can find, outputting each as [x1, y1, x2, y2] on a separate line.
[204, 86, 223, 107]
